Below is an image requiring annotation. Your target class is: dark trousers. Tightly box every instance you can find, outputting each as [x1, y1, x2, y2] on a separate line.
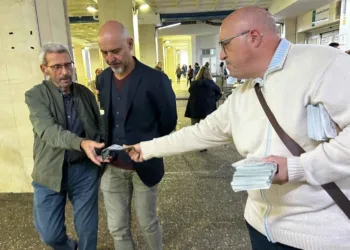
[246, 222, 300, 250]
[33, 159, 100, 250]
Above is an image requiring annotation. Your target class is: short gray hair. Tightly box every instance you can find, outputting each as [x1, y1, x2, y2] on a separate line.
[39, 42, 71, 65]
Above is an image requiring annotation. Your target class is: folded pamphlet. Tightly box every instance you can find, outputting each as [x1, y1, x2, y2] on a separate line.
[231, 158, 278, 192]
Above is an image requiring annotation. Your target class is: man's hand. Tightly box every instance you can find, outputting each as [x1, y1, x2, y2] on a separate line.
[81, 140, 105, 166]
[124, 144, 143, 162]
[262, 155, 288, 185]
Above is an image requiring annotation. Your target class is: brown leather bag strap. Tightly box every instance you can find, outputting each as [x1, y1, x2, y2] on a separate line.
[254, 83, 350, 220]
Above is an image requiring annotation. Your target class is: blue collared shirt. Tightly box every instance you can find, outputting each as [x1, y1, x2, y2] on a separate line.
[61, 91, 86, 163]
[253, 38, 291, 87]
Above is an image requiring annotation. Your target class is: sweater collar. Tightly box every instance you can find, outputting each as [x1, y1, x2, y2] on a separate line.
[253, 38, 291, 87]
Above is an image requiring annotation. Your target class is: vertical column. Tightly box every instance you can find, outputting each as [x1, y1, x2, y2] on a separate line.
[283, 18, 297, 44]
[0, 0, 72, 192]
[165, 47, 175, 83]
[139, 24, 157, 67]
[339, 0, 350, 51]
[191, 35, 197, 65]
[73, 45, 87, 85]
[157, 37, 164, 65]
[98, 0, 140, 57]
[89, 48, 102, 76]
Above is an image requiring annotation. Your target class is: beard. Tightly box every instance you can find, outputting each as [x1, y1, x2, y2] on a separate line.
[111, 66, 124, 74]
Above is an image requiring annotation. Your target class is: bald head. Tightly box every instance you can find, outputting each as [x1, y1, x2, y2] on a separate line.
[223, 6, 278, 35]
[98, 20, 134, 75]
[98, 20, 129, 41]
[219, 7, 280, 79]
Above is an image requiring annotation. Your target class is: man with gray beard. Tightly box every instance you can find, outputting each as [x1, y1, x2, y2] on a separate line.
[96, 21, 177, 250]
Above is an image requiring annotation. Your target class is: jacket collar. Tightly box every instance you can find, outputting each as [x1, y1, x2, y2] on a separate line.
[253, 38, 291, 87]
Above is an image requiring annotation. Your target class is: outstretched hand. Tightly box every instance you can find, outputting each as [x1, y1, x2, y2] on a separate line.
[124, 144, 144, 162]
[81, 140, 105, 166]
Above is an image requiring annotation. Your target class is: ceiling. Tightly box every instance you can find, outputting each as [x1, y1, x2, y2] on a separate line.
[135, 0, 274, 14]
[67, 0, 276, 46]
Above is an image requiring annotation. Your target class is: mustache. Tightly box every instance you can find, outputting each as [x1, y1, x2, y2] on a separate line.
[59, 75, 72, 81]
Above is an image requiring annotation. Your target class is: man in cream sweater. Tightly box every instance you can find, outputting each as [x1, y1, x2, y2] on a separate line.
[124, 6, 350, 250]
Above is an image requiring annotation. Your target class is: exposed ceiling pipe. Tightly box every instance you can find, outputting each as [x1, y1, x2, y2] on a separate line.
[213, 0, 221, 11]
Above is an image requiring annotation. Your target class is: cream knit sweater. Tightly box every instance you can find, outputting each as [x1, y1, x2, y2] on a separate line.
[141, 40, 350, 249]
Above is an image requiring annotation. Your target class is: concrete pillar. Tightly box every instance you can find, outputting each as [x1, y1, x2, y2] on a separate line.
[157, 37, 164, 66]
[0, 0, 72, 192]
[73, 45, 87, 85]
[284, 18, 297, 44]
[89, 48, 102, 77]
[98, 0, 140, 58]
[139, 24, 157, 67]
[191, 35, 197, 65]
[164, 47, 176, 83]
[339, 0, 350, 51]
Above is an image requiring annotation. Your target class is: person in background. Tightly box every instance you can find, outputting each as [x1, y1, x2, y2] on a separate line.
[185, 66, 222, 126]
[176, 64, 182, 83]
[187, 65, 194, 86]
[219, 61, 228, 79]
[182, 64, 187, 77]
[97, 20, 177, 250]
[25, 42, 104, 250]
[89, 68, 103, 102]
[204, 62, 210, 68]
[194, 62, 200, 78]
[154, 62, 163, 71]
[329, 42, 340, 49]
[125, 6, 350, 250]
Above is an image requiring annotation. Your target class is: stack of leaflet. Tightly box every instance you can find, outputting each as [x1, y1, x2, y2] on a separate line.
[307, 103, 337, 142]
[230, 158, 277, 192]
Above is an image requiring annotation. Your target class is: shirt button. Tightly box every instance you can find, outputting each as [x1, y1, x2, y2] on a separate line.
[116, 111, 119, 115]
[68, 116, 71, 118]
[118, 97, 121, 100]
[116, 124, 119, 128]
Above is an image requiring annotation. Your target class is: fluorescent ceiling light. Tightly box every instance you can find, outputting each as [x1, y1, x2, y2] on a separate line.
[158, 23, 181, 30]
[87, 6, 98, 13]
[164, 40, 170, 44]
[140, 3, 150, 11]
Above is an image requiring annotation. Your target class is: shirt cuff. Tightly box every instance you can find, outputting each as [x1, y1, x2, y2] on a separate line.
[140, 140, 157, 161]
[287, 157, 306, 182]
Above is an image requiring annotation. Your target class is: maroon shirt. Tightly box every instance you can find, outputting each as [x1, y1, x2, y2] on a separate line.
[109, 73, 135, 170]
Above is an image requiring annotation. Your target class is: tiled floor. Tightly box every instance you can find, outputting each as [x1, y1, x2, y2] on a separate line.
[0, 91, 251, 250]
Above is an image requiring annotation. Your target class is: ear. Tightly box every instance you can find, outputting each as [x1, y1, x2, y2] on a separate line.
[250, 30, 263, 47]
[127, 37, 134, 51]
[40, 64, 48, 75]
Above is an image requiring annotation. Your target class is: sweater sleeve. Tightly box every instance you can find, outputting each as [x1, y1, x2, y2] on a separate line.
[141, 94, 233, 160]
[289, 54, 350, 185]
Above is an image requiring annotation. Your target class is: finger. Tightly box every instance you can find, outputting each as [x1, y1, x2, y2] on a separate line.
[95, 142, 105, 149]
[90, 155, 101, 166]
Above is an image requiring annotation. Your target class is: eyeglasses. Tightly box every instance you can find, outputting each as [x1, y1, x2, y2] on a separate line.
[47, 62, 74, 72]
[219, 30, 250, 54]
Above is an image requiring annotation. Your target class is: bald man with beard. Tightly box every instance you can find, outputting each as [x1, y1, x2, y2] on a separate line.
[96, 21, 177, 249]
[125, 6, 350, 250]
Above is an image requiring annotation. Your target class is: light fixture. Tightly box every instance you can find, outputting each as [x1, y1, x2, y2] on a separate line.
[164, 40, 170, 44]
[87, 5, 98, 13]
[139, 3, 150, 11]
[157, 23, 181, 30]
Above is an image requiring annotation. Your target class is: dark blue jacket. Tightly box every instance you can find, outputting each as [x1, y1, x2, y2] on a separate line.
[97, 58, 177, 187]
